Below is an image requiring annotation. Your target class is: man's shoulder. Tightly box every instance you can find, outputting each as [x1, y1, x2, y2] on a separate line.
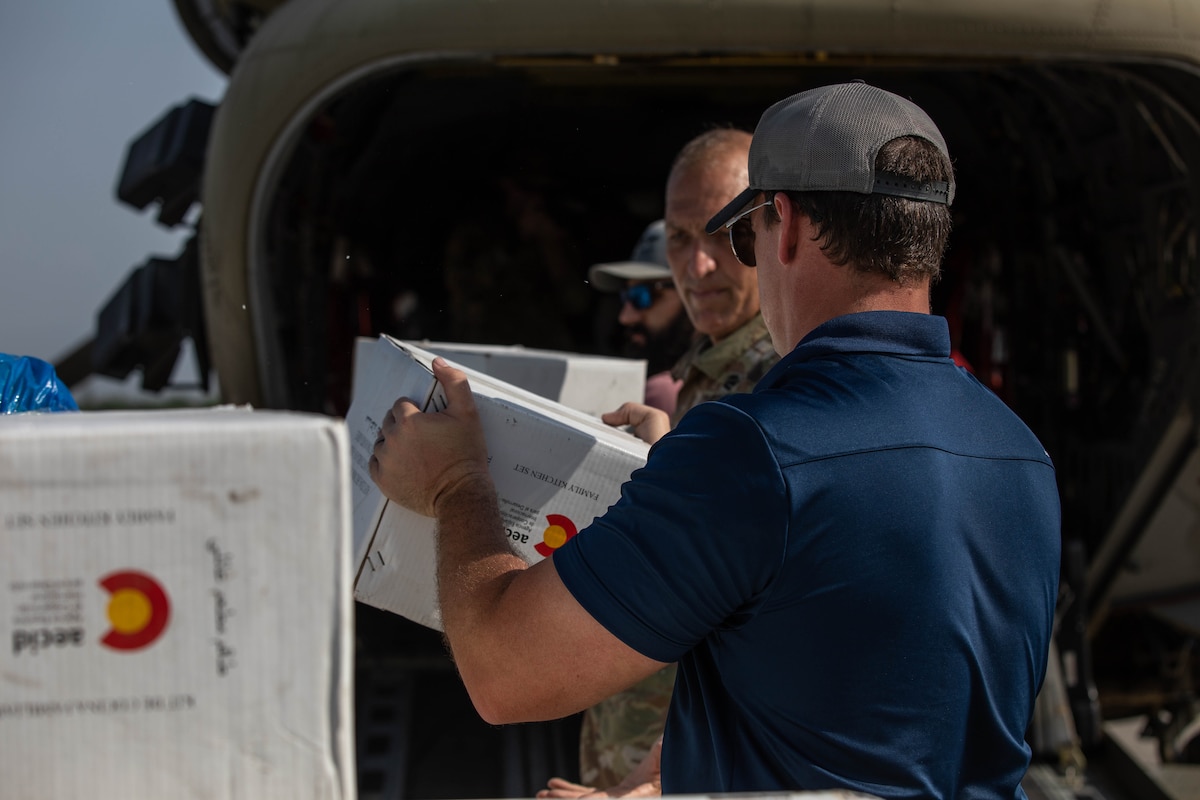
[677, 314, 779, 382]
[731, 323, 779, 377]
[670, 314, 781, 421]
[711, 315, 780, 393]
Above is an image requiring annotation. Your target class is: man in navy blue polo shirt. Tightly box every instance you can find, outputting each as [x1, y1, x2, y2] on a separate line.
[370, 82, 1061, 800]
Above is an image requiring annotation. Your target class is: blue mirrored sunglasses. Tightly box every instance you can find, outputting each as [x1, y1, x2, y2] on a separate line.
[619, 280, 672, 310]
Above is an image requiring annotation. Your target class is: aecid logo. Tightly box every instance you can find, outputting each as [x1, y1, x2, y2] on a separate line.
[534, 514, 578, 557]
[99, 570, 171, 651]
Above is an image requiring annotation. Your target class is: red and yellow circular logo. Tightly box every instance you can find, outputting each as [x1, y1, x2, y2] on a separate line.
[99, 570, 171, 651]
[534, 514, 578, 557]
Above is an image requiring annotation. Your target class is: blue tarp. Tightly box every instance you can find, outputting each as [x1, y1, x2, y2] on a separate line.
[0, 353, 79, 413]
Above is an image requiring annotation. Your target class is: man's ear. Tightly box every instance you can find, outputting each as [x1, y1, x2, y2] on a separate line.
[773, 194, 801, 265]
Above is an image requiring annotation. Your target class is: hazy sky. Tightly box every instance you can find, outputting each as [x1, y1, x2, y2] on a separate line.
[0, 2, 226, 366]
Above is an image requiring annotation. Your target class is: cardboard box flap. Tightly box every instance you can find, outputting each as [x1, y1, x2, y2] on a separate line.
[389, 337, 648, 449]
[406, 339, 646, 418]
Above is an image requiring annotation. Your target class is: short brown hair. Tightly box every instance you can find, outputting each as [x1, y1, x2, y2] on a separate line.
[769, 136, 954, 285]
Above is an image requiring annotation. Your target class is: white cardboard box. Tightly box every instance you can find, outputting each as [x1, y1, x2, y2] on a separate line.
[353, 338, 647, 418]
[0, 408, 355, 800]
[347, 336, 650, 630]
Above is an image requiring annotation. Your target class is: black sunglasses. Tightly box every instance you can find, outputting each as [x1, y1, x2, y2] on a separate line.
[723, 199, 772, 267]
[619, 280, 672, 310]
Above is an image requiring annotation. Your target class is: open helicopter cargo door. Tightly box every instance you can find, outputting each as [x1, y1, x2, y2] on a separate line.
[198, 0, 1200, 619]
[186, 0, 1200, 791]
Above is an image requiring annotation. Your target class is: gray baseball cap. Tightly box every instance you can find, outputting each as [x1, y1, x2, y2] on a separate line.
[588, 219, 672, 292]
[706, 82, 954, 234]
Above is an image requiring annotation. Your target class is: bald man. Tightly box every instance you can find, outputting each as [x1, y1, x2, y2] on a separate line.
[576, 130, 780, 791]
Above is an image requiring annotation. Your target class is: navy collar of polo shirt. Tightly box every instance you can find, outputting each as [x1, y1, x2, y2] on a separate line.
[755, 311, 953, 392]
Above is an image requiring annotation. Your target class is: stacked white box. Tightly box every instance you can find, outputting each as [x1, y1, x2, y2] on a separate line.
[0, 408, 355, 800]
[353, 338, 646, 418]
[347, 336, 650, 630]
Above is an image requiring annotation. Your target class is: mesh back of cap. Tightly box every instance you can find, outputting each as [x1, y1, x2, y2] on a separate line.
[748, 83, 953, 202]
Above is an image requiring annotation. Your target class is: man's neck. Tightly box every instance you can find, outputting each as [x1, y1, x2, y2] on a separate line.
[781, 272, 931, 353]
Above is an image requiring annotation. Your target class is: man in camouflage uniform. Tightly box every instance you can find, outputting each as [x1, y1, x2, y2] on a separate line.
[568, 129, 780, 794]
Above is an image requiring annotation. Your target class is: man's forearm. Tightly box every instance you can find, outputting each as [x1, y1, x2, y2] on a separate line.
[433, 471, 672, 725]
[434, 473, 530, 709]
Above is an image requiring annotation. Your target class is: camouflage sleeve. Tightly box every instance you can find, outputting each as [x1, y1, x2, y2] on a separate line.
[577, 665, 678, 788]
